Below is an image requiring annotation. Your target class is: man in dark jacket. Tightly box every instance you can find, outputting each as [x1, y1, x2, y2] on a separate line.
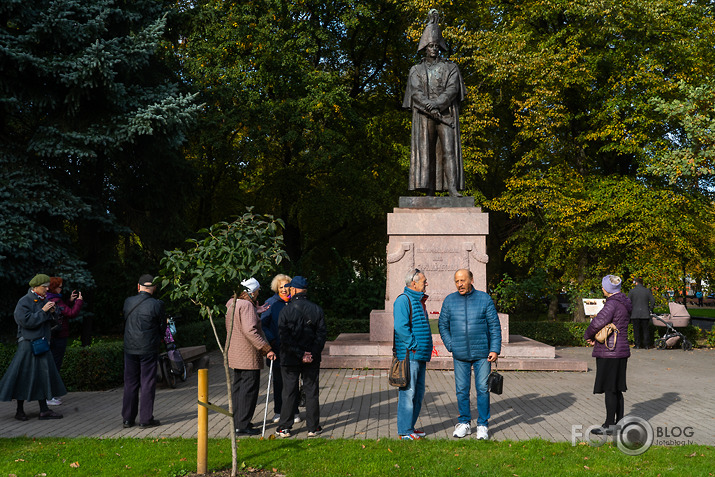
[628, 277, 655, 349]
[275, 276, 326, 438]
[122, 274, 166, 429]
[439, 269, 501, 440]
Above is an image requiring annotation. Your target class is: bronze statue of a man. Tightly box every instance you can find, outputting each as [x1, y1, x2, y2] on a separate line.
[403, 10, 465, 197]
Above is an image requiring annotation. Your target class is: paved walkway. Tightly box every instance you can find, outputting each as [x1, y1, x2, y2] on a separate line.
[1, 347, 713, 445]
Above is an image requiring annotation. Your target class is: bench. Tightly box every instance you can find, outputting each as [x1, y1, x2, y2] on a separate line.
[157, 345, 209, 386]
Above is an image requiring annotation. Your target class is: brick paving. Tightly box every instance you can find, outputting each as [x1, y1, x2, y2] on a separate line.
[1, 347, 713, 445]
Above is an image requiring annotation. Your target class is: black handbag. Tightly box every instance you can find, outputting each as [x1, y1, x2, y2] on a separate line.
[388, 295, 413, 388]
[487, 363, 503, 395]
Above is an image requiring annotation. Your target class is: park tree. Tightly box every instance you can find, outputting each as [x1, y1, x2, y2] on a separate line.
[171, 0, 415, 277]
[0, 0, 200, 329]
[159, 210, 287, 477]
[400, 0, 715, 318]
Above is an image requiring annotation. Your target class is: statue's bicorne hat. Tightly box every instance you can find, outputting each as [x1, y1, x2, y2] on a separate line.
[417, 9, 448, 52]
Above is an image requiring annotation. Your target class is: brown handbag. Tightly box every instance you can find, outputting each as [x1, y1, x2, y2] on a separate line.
[595, 323, 618, 349]
[388, 351, 410, 388]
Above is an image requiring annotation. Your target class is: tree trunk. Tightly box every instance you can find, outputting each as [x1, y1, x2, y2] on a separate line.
[682, 264, 688, 308]
[573, 253, 588, 323]
[547, 295, 559, 321]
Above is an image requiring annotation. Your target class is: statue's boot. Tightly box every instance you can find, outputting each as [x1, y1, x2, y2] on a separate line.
[448, 188, 462, 197]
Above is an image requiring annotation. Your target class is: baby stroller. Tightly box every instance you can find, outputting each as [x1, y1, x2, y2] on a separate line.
[161, 315, 187, 388]
[650, 302, 693, 351]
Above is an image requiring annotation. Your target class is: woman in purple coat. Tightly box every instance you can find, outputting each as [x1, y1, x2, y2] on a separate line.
[584, 275, 632, 435]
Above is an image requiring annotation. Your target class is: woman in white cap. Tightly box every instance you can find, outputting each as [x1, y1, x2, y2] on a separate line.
[225, 277, 276, 435]
[0, 274, 66, 420]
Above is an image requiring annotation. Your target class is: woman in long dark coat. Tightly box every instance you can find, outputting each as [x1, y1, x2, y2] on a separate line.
[0, 274, 66, 420]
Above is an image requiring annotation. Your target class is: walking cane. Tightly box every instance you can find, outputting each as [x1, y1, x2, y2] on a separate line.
[261, 359, 274, 438]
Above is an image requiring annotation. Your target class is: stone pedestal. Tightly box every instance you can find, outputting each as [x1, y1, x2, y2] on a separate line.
[370, 197, 506, 342]
[321, 196, 588, 372]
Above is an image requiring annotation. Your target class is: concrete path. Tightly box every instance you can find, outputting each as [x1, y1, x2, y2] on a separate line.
[1, 347, 713, 445]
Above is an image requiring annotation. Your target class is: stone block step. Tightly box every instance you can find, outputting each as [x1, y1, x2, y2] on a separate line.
[319, 355, 588, 372]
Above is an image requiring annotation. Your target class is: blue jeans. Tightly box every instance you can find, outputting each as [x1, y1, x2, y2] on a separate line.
[454, 358, 491, 426]
[397, 359, 426, 435]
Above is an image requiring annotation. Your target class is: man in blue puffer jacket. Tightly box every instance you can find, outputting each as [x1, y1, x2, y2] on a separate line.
[439, 269, 501, 440]
[394, 269, 433, 440]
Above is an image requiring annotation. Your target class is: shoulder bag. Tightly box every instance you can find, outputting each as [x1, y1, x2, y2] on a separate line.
[31, 337, 50, 355]
[595, 323, 618, 349]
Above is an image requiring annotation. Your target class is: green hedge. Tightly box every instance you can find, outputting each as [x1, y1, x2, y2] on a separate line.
[0, 341, 124, 392]
[176, 319, 225, 351]
[511, 322, 703, 347]
[61, 342, 125, 391]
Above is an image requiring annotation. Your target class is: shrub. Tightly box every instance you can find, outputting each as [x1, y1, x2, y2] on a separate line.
[326, 316, 369, 340]
[511, 321, 702, 348]
[61, 341, 125, 391]
[510, 322, 589, 346]
[704, 329, 715, 348]
[0, 342, 17, 376]
[176, 319, 225, 351]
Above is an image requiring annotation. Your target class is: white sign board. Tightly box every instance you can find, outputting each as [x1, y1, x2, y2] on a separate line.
[583, 298, 606, 317]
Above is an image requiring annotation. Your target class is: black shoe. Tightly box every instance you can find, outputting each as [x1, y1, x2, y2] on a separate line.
[123, 420, 134, 428]
[235, 428, 260, 436]
[38, 410, 63, 420]
[590, 427, 605, 436]
[139, 419, 161, 428]
[15, 411, 28, 421]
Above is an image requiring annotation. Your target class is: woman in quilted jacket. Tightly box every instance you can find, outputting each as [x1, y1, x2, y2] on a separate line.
[584, 274, 632, 435]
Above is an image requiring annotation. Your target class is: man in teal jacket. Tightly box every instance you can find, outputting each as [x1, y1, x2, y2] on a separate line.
[439, 269, 501, 440]
[393, 269, 433, 440]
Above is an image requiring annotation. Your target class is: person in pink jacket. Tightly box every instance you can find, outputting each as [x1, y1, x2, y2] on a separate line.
[46, 277, 84, 406]
[225, 277, 276, 436]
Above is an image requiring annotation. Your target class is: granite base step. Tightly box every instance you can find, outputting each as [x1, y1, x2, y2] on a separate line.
[321, 333, 588, 372]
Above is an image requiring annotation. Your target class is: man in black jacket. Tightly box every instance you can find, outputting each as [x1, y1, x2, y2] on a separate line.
[628, 277, 655, 349]
[122, 274, 166, 428]
[275, 276, 326, 438]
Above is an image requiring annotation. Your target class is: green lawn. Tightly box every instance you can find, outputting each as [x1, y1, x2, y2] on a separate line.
[0, 437, 711, 476]
[688, 308, 715, 318]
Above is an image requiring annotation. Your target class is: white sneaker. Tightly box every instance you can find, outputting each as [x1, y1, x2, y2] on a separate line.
[272, 414, 281, 423]
[476, 425, 489, 440]
[47, 398, 62, 406]
[453, 423, 471, 438]
[294, 415, 302, 424]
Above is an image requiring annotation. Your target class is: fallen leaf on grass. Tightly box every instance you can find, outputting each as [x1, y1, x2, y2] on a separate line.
[584, 466, 590, 470]
[388, 448, 392, 453]
[15, 459, 24, 462]
[70, 462, 80, 468]
[180, 458, 187, 462]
